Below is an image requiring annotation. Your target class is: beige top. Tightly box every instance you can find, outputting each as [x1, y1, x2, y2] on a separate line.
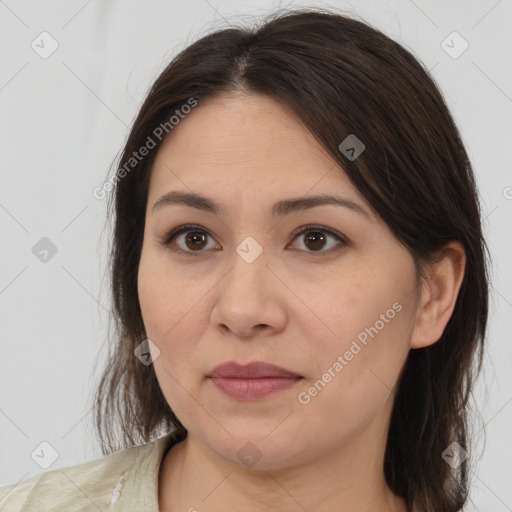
[0, 434, 176, 511]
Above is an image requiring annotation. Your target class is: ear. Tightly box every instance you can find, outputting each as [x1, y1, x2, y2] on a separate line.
[410, 241, 466, 349]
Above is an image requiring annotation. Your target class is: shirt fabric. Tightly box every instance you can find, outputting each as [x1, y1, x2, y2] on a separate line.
[0, 433, 177, 511]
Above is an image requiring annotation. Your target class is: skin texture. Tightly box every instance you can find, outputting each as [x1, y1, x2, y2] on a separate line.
[137, 93, 466, 512]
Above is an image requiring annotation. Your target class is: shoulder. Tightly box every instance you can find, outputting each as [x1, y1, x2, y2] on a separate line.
[0, 434, 175, 512]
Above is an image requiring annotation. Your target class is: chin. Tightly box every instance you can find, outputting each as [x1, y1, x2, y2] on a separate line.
[206, 433, 305, 472]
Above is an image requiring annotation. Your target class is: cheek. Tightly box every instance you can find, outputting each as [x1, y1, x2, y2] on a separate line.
[138, 247, 197, 341]
[138, 255, 205, 422]
[294, 262, 413, 410]
[294, 263, 409, 355]
[294, 306, 411, 445]
[137, 250, 215, 384]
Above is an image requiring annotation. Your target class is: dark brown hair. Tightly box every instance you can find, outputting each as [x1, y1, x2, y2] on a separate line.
[92, 7, 489, 511]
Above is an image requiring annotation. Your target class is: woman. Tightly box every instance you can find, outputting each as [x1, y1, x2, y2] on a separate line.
[0, 7, 489, 512]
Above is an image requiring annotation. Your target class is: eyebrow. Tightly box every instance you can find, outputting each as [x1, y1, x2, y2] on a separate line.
[152, 190, 370, 219]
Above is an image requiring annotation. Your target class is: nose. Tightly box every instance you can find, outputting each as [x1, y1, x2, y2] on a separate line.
[210, 243, 287, 339]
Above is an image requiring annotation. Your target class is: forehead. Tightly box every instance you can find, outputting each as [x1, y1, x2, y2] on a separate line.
[149, 93, 363, 208]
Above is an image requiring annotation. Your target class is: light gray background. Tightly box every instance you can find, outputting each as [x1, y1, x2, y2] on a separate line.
[1, 0, 511, 510]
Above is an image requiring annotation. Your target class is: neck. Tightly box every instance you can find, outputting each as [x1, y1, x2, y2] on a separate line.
[158, 422, 408, 512]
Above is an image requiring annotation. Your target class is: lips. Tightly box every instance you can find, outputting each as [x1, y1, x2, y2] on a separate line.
[208, 361, 303, 400]
[209, 361, 302, 379]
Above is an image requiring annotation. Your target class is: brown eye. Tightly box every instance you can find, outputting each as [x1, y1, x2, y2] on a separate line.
[160, 223, 347, 257]
[289, 225, 347, 256]
[303, 231, 327, 251]
[160, 224, 219, 256]
[183, 231, 208, 251]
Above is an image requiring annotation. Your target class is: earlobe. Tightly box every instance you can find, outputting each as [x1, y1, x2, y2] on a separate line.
[410, 241, 466, 349]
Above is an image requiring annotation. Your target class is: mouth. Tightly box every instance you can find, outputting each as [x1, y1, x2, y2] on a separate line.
[209, 360, 303, 379]
[208, 361, 303, 400]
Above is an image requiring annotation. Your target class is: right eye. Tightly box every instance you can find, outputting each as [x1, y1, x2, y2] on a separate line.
[158, 224, 220, 256]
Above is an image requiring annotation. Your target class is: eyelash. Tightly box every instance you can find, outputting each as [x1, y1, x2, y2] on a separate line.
[158, 223, 348, 258]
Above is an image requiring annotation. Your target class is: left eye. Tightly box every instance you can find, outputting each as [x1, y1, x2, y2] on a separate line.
[289, 225, 347, 254]
[159, 224, 347, 256]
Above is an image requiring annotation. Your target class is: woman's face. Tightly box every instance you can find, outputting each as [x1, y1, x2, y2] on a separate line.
[138, 92, 420, 470]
